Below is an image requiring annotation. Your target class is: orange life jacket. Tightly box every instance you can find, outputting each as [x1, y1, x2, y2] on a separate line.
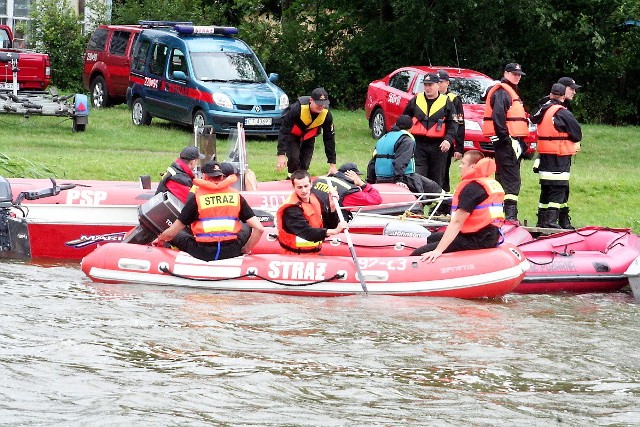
[290, 103, 328, 141]
[536, 104, 576, 156]
[276, 192, 324, 253]
[409, 92, 448, 138]
[190, 175, 243, 243]
[452, 158, 505, 233]
[482, 83, 529, 137]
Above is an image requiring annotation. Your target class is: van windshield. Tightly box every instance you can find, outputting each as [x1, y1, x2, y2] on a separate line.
[191, 52, 266, 83]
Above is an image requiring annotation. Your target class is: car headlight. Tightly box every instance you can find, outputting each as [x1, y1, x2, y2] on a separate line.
[464, 119, 482, 131]
[213, 92, 233, 109]
[280, 93, 289, 110]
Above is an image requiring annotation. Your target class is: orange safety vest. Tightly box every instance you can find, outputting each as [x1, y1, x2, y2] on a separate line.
[482, 83, 529, 137]
[190, 175, 243, 243]
[290, 103, 328, 141]
[452, 158, 505, 233]
[409, 92, 448, 138]
[536, 104, 576, 156]
[276, 192, 324, 253]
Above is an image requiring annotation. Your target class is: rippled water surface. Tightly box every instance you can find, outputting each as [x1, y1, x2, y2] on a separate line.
[1, 261, 639, 425]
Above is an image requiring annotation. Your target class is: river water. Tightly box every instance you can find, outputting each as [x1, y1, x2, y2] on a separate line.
[1, 260, 639, 426]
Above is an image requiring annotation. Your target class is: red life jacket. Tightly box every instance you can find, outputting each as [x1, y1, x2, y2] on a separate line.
[482, 83, 529, 137]
[190, 175, 243, 243]
[536, 104, 576, 156]
[409, 92, 448, 138]
[276, 192, 324, 253]
[290, 103, 328, 141]
[452, 158, 505, 233]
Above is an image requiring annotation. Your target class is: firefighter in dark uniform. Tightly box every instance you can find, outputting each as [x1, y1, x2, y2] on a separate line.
[402, 72, 458, 189]
[530, 83, 582, 229]
[276, 87, 337, 176]
[436, 69, 465, 195]
[482, 63, 530, 222]
[155, 146, 205, 203]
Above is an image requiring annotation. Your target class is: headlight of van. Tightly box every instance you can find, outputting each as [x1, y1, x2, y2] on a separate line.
[213, 92, 233, 109]
[280, 93, 289, 110]
[464, 119, 482, 131]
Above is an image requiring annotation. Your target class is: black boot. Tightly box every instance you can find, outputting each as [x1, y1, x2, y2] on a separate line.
[504, 203, 518, 223]
[559, 207, 575, 230]
[536, 208, 547, 228]
[542, 208, 562, 229]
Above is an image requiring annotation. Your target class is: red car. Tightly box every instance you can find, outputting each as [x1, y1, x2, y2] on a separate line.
[364, 66, 537, 158]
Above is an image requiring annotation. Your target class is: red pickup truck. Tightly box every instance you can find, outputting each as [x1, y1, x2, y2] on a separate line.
[0, 25, 52, 91]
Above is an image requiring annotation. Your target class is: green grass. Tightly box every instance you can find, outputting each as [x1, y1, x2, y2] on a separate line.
[1, 105, 639, 232]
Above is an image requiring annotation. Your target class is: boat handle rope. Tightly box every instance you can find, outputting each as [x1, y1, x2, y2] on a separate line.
[159, 265, 345, 287]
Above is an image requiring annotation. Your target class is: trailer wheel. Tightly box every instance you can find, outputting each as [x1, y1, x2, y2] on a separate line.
[72, 120, 86, 132]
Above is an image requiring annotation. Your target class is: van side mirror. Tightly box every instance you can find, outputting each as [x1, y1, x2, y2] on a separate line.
[172, 71, 188, 82]
[268, 73, 279, 83]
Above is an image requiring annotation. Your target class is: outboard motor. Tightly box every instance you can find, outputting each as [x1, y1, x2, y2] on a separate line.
[123, 191, 185, 245]
[0, 176, 31, 259]
[383, 220, 431, 239]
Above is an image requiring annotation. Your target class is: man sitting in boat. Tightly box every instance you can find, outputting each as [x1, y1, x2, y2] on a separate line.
[311, 162, 382, 209]
[152, 161, 264, 261]
[276, 169, 349, 254]
[156, 146, 205, 203]
[411, 150, 505, 262]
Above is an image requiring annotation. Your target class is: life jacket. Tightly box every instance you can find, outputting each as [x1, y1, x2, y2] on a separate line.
[311, 174, 360, 206]
[409, 93, 448, 138]
[290, 97, 329, 142]
[482, 83, 529, 137]
[536, 104, 576, 156]
[452, 157, 505, 233]
[374, 130, 415, 177]
[156, 159, 194, 195]
[190, 175, 243, 243]
[276, 192, 324, 253]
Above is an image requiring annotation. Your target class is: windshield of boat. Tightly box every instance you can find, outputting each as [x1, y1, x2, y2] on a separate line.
[191, 52, 266, 83]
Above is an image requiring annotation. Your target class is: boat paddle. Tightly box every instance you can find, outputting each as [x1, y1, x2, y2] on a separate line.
[329, 187, 369, 295]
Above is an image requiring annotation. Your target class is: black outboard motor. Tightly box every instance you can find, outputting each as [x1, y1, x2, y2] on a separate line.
[123, 191, 185, 245]
[0, 176, 31, 259]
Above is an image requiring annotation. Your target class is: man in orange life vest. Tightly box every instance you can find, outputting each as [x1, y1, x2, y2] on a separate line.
[152, 161, 264, 261]
[276, 87, 337, 176]
[530, 83, 582, 229]
[402, 72, 458, 190]
[482, 63, 529, 222]
[276, 169, 348, 254]
[155, 146, 205, 203]
[411, 150, 505, 262]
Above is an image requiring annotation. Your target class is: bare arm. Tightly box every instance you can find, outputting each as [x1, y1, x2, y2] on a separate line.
[420, 209, 470, 262]
[242, 216, 265, 254]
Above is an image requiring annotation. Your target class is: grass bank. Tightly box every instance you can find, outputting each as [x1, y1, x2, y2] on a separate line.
[1, 105, 638, 232]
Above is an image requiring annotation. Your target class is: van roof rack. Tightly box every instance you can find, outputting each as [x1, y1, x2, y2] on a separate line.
[138, 20, 194, 28]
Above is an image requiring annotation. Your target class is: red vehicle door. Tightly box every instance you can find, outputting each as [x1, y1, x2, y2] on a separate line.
[382, 68, 422, 130]
[107, 30, 138, 96]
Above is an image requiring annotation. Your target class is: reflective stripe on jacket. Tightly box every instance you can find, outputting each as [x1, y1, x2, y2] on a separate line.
[190, 176, 243, 243]
[409, 93, 448, 138]
[482, 83, 529, 137]
[537, 104, 576, 156]
[276, 192, 324, 253]
[290, 102, 328, 141]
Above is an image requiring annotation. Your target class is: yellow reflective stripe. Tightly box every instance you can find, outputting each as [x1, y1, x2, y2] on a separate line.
[201, 218, 237, 233]
[504, 194, 519, 202]
[295, 236, 322, 248]
[300, 104, 328, 129]
[488, 206, 505, 219]
[539, 171, 571, 181]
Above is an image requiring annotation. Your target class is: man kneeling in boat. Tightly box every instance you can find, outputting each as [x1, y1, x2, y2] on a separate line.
[277, 169, 348, 254]
[412, 150, 505, 262]
[156, 146, 205, 203]
[152, 161, 264, 260]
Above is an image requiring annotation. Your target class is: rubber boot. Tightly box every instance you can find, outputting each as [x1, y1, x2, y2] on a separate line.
[536, 208, 547, 228]
[559, 207, 575, 230]
[542, 208, 562, 229]
[504, 203, 518, 223]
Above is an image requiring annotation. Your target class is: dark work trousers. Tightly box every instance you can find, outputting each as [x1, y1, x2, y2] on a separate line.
[414, 136, 449, 188]
[286, 138, 316, 173]
[410, 225, 500, 255]
[538, 154, 571, 208]
[493, 140, 522, 199]
[171, 223, 252, 262]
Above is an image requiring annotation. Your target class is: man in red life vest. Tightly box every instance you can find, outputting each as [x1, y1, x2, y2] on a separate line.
[411, 150, 505, 262]
[276, 87, 337, 176]
[152, 161, 264, 261]
[276, 169, 348, 254]
[482, 63, 529, 222]
[155, 146, 205, 203]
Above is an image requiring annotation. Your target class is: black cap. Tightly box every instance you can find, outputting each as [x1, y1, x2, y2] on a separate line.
[396, 115, 413, 130]
[311, 87, 330, 106]
[422, 73, 440, 84]
[180, 146, 205, 160]
[504, 63, 526, 75]
[436, 69, 450, 81]
[338, 162, 362, 175]
[557, 77, 581, 89]
[551, 83, 566, 96]
[202, 161, 235, 177]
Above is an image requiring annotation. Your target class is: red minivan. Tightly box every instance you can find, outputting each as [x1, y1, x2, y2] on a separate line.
[364, 66, 537, 158]
[82, 25, 142, 108]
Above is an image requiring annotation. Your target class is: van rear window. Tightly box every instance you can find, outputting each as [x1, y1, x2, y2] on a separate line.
[87, 28, 109, 52]
[109, 31, 131, 56]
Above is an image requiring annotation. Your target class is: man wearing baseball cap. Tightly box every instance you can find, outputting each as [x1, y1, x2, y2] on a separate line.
[482, 62, 530, 222]
[277, 87, 337, 176]
[153, 161, 264, 260]
[156, 146, 205, 203]
[538, 76, 581, 110]
[311, 161, 382, 210]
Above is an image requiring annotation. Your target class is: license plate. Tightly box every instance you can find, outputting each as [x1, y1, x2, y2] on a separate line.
[244, 117, 272, 126]
[0, 82, 19, 90]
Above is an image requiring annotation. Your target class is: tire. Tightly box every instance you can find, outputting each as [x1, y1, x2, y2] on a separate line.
[131, 98, 152, 126]
[192, 110, 208, 134]
[370, 108, 386, 139]
[90, 76, 110, 108]
[72, 121, 86, 132]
